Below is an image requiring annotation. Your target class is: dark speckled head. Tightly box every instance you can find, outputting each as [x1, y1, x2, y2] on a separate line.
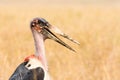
[30, 18, 50, 28]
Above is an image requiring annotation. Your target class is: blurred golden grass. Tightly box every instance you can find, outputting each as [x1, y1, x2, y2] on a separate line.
[0, 5, 120, 80]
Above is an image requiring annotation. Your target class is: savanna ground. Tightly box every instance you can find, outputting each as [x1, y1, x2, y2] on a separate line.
[0, 3, 120, 80]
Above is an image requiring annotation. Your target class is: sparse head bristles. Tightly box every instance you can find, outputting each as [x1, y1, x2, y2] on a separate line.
[30, 17, 50, 28]
[24, 54, 41, 62]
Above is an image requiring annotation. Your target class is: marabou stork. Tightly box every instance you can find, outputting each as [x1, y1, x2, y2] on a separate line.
[9, 18, 80, 80]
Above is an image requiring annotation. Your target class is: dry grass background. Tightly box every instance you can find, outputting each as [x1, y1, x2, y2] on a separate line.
[0, 3, 120, 80]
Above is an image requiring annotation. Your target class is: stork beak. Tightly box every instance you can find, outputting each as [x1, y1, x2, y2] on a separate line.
[38, 18, 80, 45]
[42, 27, 76, 52]
[48, 25, 80, 45]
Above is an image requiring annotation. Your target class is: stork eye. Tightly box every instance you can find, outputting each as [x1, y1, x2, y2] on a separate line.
[27, 64, 31, 67]
[31, 22, 36, 27]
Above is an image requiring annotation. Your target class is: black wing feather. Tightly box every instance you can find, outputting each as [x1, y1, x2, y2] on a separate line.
[9, 62, 44, 80]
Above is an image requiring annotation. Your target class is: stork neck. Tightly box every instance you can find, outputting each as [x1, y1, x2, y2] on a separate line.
[32, 29, 48, 70]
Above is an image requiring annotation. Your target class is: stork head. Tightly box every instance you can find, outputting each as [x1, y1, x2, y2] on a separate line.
[30, 18, 80, 52]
